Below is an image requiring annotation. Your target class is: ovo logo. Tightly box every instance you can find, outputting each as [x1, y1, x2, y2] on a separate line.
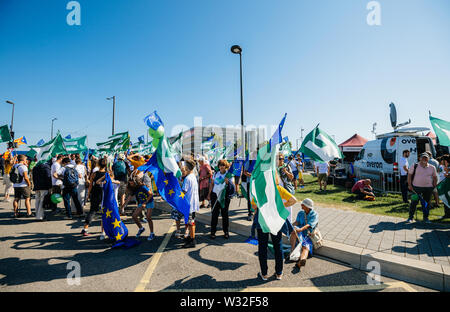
[367, 1, 382, 26]
[66, 1, 81, 26]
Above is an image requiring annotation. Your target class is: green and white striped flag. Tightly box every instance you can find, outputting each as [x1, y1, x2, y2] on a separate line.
[437, 178, 450, 208]
[430, 115, 450, 146]
[212, 173, 230, 209]
[299, 125, 343, 162]
[250, 142, 289, 235]
[0, 125, 12, 143]
[29, 134, 67, 164]
[63, 135, 87, 154]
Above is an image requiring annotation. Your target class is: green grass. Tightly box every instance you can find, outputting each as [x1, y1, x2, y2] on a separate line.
[294, 173, 450, 224]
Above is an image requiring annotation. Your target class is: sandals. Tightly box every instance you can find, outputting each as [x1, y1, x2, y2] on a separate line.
[296, 259, 306, 269]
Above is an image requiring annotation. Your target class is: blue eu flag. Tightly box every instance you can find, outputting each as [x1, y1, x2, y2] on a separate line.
[144, 111, 164, 131]
[102, 173, 140, 248]
[138, 153, 190, 224]
[36, 139, 45, 146]
[138, 135, 145, 144]
[269, 113, 287, 152]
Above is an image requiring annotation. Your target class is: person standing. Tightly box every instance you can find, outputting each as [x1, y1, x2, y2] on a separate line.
[74, 157, 88, 208]
[0, 155, 4, 176]
[198, 156, 212, 208]
[439, 155, 450, 220]
[2, 154, 14, 202]
[54, 157, 83, 219]
[242, 155, 256, 221]
[278, 154, 295, 194]
[12, 155, 33, 218]
[399, 150, 410, 203]
[316, 161, 330, 191]
[426, 152, 441, 207]
[288, 155, 299, 191]
[32, 159, 52, 221]
[131, 178, 155, 241]
[112, 153, 128, 215]
[182, 159, 200, 248]
[50, 155, 64, 211]
[407, 153, 437, 223]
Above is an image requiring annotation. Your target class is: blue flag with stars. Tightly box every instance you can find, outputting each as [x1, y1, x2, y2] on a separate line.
[102, 173, 140, 248]
[144, 111, 164, 131]
[269, 113, 287, 152]
[138, 153, 190, 224]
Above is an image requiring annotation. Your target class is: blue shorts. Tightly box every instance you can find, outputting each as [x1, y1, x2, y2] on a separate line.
[138, 201, 154, 210]
[293, 170, 299, 180]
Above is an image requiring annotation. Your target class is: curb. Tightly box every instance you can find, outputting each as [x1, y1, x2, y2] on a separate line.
[155, 201, 449, 292]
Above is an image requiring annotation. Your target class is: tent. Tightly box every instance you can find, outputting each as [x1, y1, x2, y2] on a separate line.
[338, 134, 368, 162]
[426, 131, 437, 145]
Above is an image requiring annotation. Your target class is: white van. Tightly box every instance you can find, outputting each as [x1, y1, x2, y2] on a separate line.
[354, 128, 436, 177]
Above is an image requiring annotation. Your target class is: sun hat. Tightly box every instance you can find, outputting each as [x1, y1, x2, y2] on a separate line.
[419, 152, 430, 159]
[301, 198, 314, 210]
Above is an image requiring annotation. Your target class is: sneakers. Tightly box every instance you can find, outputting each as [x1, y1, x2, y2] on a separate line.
[81, 229, 90, 237]
[98, 233, 106, 240]
[275, 273, 283, 280]
[147, 233, 155, 241]
[136, 227, 146, 238]
[423, 219, 432, 224]
[406, 218, 414, 223]
[258, 272, 268, 281]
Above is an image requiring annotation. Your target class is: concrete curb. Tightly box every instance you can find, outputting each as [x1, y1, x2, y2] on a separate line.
[155, 201, 449, 292]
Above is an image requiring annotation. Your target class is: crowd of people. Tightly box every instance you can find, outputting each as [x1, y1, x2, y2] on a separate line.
[1, 147, 449, 280]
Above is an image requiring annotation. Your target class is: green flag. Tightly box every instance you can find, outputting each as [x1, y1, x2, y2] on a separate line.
[280, 141, 292, 157]
[430, 115, 450, 146]
[249, 142, 289, 235]
[30, 134, 67, 164]
[63, 135, 88, 154]
[0, 125, 11, 143]
[300, 125, 343, 162]
[437, 178, 450, 208]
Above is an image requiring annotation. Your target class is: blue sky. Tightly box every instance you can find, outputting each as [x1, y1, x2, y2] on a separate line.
[1, 0, 449, 152]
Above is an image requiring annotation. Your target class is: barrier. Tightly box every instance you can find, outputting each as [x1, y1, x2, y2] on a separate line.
[356, 169, 401, 194]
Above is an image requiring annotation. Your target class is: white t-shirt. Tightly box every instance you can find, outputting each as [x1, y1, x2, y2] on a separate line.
[51, 161, 62, 186]
[399, 157, 409, 176]
[75, 164, 86, 184]
[212, 172, 227, 195]
[317, 162, 329, 174]
[57, 164, 78, 189]
[13, 164, 28, 188]
[182, 173, 199, 213]
[289, 159, 298, 172]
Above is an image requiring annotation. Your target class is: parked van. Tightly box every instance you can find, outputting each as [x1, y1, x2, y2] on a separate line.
[353, 128, 436, 192]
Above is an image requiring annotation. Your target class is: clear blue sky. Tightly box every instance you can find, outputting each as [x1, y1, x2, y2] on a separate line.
[1, 0, 449, 153]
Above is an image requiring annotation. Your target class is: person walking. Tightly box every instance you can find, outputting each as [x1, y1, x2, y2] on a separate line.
[316, 161, 330, 191]
[112, 153, 128, 215]
[0, 155, 4, 177]
[131, 178, 155, 241]
[399, 150, 410, 203]
[32, 159, 52, 221]
[54, 157, 83, 219]
[12, 155, 33, 218]
[407, 153, 437, 223]
[82, 158, 107, 236]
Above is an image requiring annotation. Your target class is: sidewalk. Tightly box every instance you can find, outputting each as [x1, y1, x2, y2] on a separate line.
[180, 196, 450, 291]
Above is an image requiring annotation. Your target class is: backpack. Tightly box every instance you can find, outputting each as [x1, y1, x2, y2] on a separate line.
[113, 161, 127, 181]
[9, 165, 24, 184]
[63, 166, 79, 188]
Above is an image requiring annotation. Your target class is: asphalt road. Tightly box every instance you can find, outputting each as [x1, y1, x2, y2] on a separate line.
[0, 186, 434, 292]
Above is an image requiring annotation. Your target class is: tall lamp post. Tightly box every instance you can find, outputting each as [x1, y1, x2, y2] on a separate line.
[106, 96, 116, 136]
[231, 45, 245, 157]
[6, 100, 15, 140]
[51, 118, 57, 139]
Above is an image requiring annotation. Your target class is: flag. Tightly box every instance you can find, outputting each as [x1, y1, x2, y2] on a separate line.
[250, 142, 290, 235]
[63, 135, 87, 154]
[102, 173, 140, 248]
[36, 139, 45, 147]
[437, 178, 450, 208]
[138, 135, 145, 144]
[170, 131, 183, 158]
[29, 134, 67, 164]
[212, 173, 229, 209]
[201, 134, 215, 151]
[144, 111, 164, 130]
[65, 134, 72, 140]
[430, 115, 450, 146]
[250, 115, 290, 235]
[299, 125, 343, 162]
[0, 125, 11, 143]
[280, 141, 292, 157]
[108, 131, 129, 141]
[138, 153, 190, 224]
[14, 136, 27, 146]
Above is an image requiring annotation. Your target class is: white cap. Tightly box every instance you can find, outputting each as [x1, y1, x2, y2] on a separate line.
[301, 198, 314, 210]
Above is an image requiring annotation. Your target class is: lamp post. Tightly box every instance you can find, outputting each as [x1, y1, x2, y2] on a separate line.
[6, 100, 15, 139]
[51, 118, 57, 139]
[231, 45, 245, 157]
[106, 96, 116, 136]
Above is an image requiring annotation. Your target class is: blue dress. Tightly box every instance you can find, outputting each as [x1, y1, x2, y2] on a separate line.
[295, 210, 319, 256]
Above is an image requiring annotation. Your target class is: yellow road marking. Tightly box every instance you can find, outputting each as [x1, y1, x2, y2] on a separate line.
[134, 222, 177, 292]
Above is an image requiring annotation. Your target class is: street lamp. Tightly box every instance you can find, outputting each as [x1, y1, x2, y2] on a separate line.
[230, 45, 245, 157]
[6, 100, 15, 139]
[51, 118, 57, 139]
[106, 96, 116, 136]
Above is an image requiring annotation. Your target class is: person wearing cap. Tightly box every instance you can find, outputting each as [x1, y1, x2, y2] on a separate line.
[289, 198, 319, 269]
[426, 151, 441, 208]
[407, 152, 437, 223]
